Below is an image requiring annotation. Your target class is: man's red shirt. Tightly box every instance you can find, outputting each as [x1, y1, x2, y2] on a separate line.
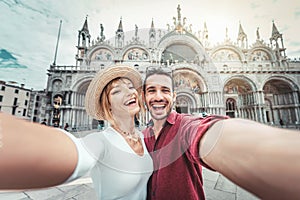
[143, 111, 228, 200]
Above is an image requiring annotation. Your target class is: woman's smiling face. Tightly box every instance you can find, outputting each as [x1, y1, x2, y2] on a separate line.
[109, 78, 140, 119]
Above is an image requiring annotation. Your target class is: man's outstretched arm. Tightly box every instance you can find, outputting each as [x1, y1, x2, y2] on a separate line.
[199, 118, 300, 199]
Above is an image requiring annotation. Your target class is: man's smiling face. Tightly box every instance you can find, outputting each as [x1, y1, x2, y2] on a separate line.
[144, 74, 176, 121]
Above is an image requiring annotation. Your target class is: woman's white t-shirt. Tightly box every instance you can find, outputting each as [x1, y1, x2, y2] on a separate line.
[64, 127, 153, 200]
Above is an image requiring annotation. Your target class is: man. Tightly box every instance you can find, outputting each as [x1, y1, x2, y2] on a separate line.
[142, 66, 300, 200]
[142, 67, 228, 200]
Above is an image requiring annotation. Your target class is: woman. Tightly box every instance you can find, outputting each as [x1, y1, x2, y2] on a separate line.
[0, 65, 153, 199]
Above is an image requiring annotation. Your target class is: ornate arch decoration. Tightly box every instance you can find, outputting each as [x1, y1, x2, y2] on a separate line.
[158, 30, 203, 48]
[122, 46, 150, 61]
[157, 32, 208, 63]
[175, 91, 197, 108]
[88, 45, 115, 61]
[71, 75, 94, 94]
[50, 77, 64, 92]
[223, 75, 257, 94]
[210, 45, 245, 62]
[261, 75, 299, 93]
[248, 47, 275, 62]
[173, 68, 208, 94]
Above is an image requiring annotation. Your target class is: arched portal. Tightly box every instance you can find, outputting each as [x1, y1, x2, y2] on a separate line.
[226, 98, 236, 118]
[224, 76, 256, 119]
[175, 92, 197, 114]
[263, 77, 299, 126]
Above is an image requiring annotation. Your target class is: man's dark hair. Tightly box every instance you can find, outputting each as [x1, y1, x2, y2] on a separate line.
[143, 66, 174, 92]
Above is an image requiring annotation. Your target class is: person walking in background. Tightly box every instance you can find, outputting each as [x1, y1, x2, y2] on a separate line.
[0, 65, 153, 200]
[279, 118, 284, 127]
[64, 123, 69, 131]
[142, 66, 300, 200]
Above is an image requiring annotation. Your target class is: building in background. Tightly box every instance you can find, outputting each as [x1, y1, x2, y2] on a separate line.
[0, 80, 31, 119]
[45, 5, 300, 130]
[0, 81, 49, 124]
[27, 90, 48, 124]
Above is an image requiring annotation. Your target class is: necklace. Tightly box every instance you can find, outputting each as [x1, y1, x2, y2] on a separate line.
[113, 125, 140, 143]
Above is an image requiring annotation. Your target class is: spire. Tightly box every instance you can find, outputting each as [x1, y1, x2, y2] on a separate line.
[149, 18, 155, 36]
[117, 17, 123, 33]
[237, 22, 248, 49]
[270, 20, 281, 40]
[81, 15, 89, 34]
[269, 20, 286, 60]
[151, 18, 155, 29]
[115, 17, 124, 48]
[76, 15, 91, 66]
[149, 18, 156, 48]
[78, 15, 91, 47]
[238, 22, 247, 39]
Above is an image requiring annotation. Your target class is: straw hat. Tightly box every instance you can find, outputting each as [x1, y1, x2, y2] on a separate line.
[85, 65, 142, 120]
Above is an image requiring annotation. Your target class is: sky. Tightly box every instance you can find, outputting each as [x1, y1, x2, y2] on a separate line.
[0, 0, 300, 90]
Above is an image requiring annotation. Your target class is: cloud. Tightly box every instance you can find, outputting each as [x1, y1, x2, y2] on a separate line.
[0, 48, 16, 60]
[287, 49, 300, 58]
[0, 0, 62, 20]
[295, 9, 300, 19]
[289, 41, 300, 46]
[0, 49, 28, 68]
[250, 2, 261, 9]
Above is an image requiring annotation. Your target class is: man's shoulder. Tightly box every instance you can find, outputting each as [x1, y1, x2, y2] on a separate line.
[173, 113, 209, 128]
[167, 111, 188, 123]
[173, 112, 194, 121]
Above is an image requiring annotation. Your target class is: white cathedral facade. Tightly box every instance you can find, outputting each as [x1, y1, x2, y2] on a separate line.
[45, 5, 300, 130]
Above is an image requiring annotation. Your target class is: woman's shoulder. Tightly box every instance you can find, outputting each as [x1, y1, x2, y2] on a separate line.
[77, 131, 108, 161]
[82, 130, 108, 144]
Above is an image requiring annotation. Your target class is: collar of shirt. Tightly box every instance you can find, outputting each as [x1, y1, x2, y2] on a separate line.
[145, 111, 186, 151]
[147, 111, 177, 127]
